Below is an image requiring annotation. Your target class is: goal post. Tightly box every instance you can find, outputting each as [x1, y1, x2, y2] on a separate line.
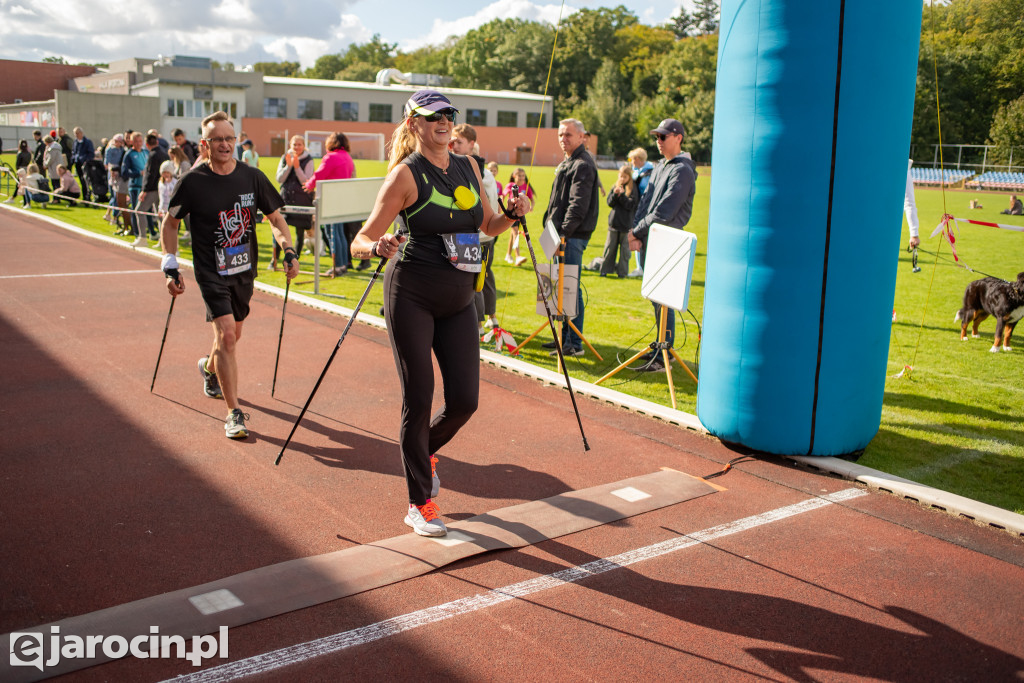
[303, 130, 385, 161]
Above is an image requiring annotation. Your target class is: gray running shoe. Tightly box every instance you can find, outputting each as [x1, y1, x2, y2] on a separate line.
[430, 454, 440, 498]
[225, 409, 250, 439]
[198, 356, 223, 399]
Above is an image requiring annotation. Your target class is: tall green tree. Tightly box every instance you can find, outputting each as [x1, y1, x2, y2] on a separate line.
[552, 6, 638, 106]
[986, 95, 1024, 165]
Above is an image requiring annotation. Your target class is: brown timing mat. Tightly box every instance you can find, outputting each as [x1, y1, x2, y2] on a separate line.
[2, 469, 717, 682]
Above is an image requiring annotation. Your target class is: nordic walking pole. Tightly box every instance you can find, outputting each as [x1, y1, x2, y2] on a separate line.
[271, 276, 290, 397]
[275, 255, 388, 466]
[500, 187, 590, 451]
[151, 273, 181, 392]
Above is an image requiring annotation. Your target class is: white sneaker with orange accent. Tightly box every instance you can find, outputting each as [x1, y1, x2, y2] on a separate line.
[405, 500, 446, 537]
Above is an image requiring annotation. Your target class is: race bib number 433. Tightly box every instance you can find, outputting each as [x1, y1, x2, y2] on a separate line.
[216, 244, 252, 276]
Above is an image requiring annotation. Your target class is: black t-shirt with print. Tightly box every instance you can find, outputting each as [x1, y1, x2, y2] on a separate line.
[168, 162, 283, 284]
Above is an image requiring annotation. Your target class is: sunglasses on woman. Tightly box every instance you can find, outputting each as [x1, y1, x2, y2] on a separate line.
[417, 108, 457, 122]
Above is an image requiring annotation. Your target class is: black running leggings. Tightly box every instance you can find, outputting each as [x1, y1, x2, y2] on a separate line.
[384, 260, 479, 506]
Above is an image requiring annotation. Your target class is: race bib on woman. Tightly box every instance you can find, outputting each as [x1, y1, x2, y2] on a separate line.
[440, 232, 482, 273]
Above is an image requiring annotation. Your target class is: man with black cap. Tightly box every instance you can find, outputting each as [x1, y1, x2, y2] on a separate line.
[628, 118, 698, 372]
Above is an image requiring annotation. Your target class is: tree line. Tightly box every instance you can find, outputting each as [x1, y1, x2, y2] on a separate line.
[250, 0, 1024, 164]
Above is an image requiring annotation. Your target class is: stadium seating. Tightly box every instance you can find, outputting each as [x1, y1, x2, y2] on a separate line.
[964, 171, 1024, 191]
[909, 167, 976, 186]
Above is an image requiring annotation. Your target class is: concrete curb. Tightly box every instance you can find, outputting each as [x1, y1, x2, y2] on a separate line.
[6, 202, 1022, 538]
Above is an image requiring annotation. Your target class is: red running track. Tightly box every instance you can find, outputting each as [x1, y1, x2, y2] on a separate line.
[1, 208, 1023, 682]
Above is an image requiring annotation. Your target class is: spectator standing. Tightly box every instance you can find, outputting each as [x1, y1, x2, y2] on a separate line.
[137, 133, 171, 242]
[157, 160, 177, 217]
[487, 161, 501, 196]
[541, 118, 600, 357]
[104, 134, 129, 232]
[43, 136, 63, 196]
[303, 132, 355, 277]
[236, 131, 249, 160]
[121, 132, 149, 245]
[502, 168, 533, 266]
[628, 118, 698, 371]
[32, 130, 47, 180]
[600, 164, 638, 278]
[148, 129, 170, 153]
[905, 159, 920, 249]
[168, 145, 194, 242]
[56, 127, 74, 166]
[273, 135, 314, 270]
[70, 127, 95, 202]
[241, 139, 259, 167]
[172, 128, 199, 164]
[16, 140, 32, 171]
[450, 123, 500, 330]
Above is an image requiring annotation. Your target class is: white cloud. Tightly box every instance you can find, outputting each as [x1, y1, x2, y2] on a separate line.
[0, 0, 367, 69]
[401, 0, 579, 51]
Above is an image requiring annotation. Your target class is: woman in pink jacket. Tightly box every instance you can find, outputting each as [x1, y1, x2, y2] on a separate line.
[305, 133, 356, 276]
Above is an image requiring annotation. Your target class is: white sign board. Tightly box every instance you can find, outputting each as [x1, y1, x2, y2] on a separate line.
[317, 177, 385, 224]
[540, 218, 560, 261]
[640, 225, 697, 311]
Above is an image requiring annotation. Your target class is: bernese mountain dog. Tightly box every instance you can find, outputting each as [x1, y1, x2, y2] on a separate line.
[955, 272, 1024, 352]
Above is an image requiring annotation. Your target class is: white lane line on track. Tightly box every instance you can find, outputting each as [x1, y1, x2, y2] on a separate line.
[166, 488, 867, 683]
[0, 269, 156, 279]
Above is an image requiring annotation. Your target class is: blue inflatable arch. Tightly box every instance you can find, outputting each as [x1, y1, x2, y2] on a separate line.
[696, 0, 924, 456]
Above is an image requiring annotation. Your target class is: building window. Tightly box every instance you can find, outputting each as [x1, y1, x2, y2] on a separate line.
[334, 101, 358, 121]
[297, 99, 323, 120]
[526, 112, 546, 129]
[264, 97, 288, 118]
[369, 103, 392, 123]
[466, 109, 487, 126]
[497, 111, 517, 127]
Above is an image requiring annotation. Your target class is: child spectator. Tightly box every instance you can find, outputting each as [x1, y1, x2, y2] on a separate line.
[600, 164, 638, 278]
[241, 139, 259, 167]
[502, 167, 534, 266]
[157, 160, 177, 216]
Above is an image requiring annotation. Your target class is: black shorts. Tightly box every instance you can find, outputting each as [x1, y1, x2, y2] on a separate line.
[196, 275, 253, 322]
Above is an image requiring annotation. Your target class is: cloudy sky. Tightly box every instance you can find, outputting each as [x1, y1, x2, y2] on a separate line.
[0, 0, 691, 70]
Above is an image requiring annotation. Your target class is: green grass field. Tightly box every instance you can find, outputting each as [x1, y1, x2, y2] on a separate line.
[2, 154, 1022, 514]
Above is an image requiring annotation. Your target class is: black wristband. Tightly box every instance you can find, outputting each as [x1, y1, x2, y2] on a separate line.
[283, 250, 297, 265]
[164, 268, 181, 284]
[373, 242, 381, 258]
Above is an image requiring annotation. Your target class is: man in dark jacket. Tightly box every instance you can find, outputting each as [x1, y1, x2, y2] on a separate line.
[172, 128, 199, 163]
[629, 118, 698, 371]
[137, 133, 170, 239]
[71, 127, 96, 202]
[541, 118, 600, 357]
[56, 127, 74, 166]
[32, 130, 47, 179]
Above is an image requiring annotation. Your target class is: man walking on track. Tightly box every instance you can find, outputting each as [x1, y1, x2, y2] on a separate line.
[159, 111, 299, 439]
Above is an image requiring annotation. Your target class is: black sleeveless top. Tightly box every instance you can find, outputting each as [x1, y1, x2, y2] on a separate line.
[397, 151, 484, 267]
